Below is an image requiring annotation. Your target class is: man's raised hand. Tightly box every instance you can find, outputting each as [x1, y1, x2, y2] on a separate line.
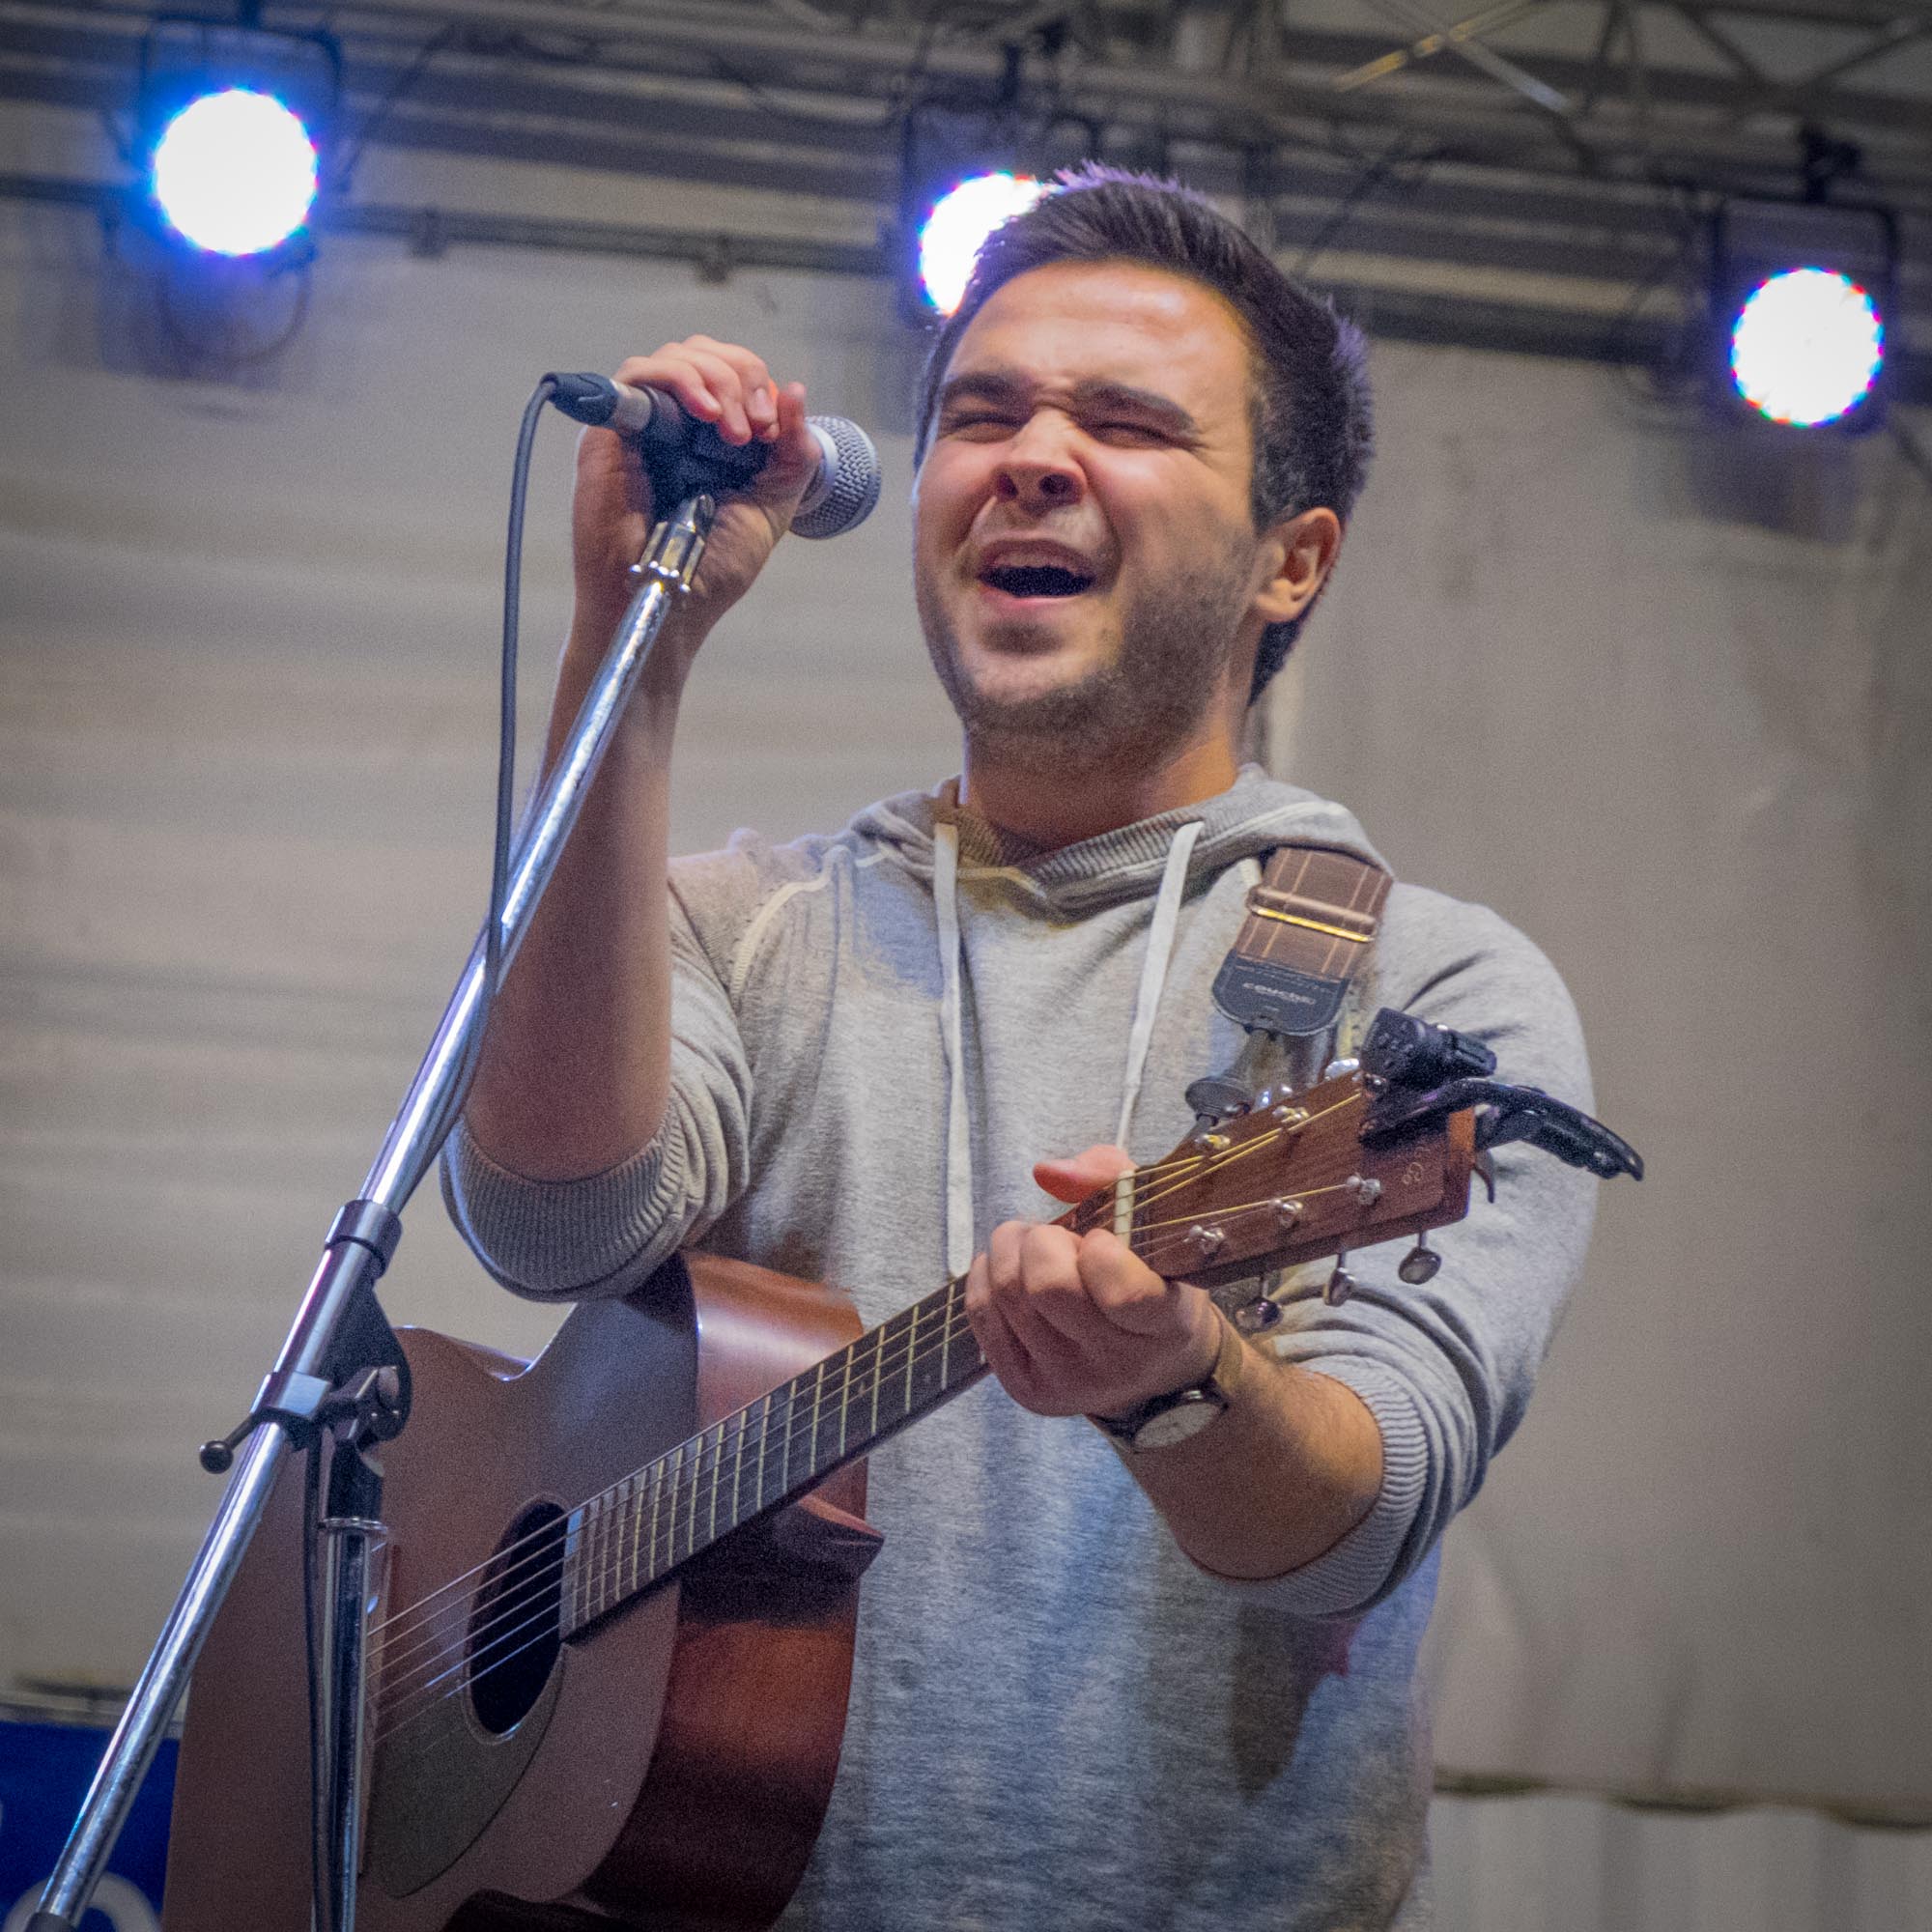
[570, 335, 819, 657]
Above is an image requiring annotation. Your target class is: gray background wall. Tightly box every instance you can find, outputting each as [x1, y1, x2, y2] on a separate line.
[1, 149, 1928, 1887]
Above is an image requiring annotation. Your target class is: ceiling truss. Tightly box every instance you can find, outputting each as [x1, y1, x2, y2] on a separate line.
[0, 0, 1926, 382]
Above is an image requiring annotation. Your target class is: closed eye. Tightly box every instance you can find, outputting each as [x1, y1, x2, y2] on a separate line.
[939, 411, 1019, 437]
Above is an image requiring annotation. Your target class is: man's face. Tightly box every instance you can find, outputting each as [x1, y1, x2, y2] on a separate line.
[912, 259, 1279, 763]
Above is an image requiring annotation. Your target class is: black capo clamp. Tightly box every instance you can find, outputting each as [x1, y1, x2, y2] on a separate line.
[1357, 1009, 1644, 1182]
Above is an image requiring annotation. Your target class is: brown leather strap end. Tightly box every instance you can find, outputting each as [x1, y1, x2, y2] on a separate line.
[1212, 845, 1391, 1038]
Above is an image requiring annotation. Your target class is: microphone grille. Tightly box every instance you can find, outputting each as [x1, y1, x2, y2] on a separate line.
[793, 416, 883, 540]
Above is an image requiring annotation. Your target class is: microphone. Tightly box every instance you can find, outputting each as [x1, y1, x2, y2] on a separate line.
[546, 371, 881, 540]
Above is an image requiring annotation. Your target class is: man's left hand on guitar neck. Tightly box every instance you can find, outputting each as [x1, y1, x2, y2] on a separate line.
[962, 1144, 1388, 1584]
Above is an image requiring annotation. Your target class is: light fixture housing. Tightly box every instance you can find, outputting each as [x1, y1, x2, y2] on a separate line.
[135, 18, 341, 263]
[1710, 194, 1897, 432]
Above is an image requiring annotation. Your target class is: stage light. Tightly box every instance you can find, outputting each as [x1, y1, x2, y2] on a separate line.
[1728, 269, 1884, 428]
[135, 19, 339, 265]
[1708, 184, 1896, 433]
[916, 173, 1048, 317]
[152, 88, 319, 257]
[895, 93, 1097, 324]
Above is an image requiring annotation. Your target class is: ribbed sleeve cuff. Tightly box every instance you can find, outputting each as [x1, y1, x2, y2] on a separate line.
[440, 1118, 690, 1301]
[1206, 1357, 1432, 1619]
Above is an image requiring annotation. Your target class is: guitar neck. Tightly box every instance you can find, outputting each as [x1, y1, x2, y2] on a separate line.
[560, 1271, 982, 1635]
[557, 1074, 1471, 1637]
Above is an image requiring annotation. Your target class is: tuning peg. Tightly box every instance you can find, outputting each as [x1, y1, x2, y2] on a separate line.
[1187, 1224, 1227, 1264]
[1474, 1150, 1498, 1204]
[1398, 1238, 1441, 1286]
[1233, 1295, 1283, 1335]
[1322, 1258, 1355, 1306]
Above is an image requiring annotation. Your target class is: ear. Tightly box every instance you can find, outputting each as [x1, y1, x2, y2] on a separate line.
[1250, 507, 1343, 627]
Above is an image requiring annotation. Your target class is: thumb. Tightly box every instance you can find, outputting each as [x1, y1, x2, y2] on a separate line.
[1033, 1144, 1137, 1206]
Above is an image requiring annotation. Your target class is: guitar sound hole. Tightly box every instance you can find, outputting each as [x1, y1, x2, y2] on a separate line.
[469, 1501, 566, 1736]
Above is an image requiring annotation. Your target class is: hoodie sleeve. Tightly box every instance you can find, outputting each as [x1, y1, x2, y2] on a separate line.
[439, 845, 766, 1301]
[1218, 885, 1600, 1618]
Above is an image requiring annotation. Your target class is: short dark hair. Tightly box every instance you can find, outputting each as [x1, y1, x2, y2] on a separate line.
[913, 165, 1374, 700]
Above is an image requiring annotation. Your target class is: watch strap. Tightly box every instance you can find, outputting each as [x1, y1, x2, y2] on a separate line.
[1091, 1310, 1249, 1449]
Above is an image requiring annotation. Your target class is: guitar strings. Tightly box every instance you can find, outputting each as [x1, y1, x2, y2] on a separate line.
[365, 1105, 1360, 1723]
[359, 1114, 1309, 1665]
[369, 1128, 1368, 1723]
[366, 1127, 1295, 1706]
[368, 1160, 1380, 1753]
[366, 1100, 1372, 1721]
[370, 1302, 1009, 1755]
[371, 1295, 996, 1744]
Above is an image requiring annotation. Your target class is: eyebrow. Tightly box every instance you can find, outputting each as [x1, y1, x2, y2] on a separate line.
[934, 369, 1203, 440]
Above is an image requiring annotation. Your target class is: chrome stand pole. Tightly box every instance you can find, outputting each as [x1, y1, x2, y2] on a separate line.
[29, 495, 716, 1931]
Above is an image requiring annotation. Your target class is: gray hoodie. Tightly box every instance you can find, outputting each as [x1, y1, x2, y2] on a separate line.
[444, 764, 1596, 1930]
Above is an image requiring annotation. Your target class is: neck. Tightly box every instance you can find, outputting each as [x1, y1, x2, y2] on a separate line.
[959, 718, 1242, 849]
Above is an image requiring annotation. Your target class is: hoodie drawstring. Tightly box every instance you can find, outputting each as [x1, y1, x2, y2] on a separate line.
[1115, 820, 1204, 1151]
[934, 819, 975, 1279]
[934, 816, 1204, 1281]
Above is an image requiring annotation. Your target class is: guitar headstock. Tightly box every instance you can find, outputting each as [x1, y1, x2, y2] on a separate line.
[1062, 1070, 1476, 1291]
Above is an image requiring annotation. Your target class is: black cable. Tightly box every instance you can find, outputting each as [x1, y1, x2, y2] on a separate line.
[301, 1436, 329, 1932]
[407, 378, 545, 1181]
[331, 24, 459, 194]
[1603, 179, 1711, 404]
[1292, 137, 1444, 279]
[485, 383, 545, 1030]
[294, 385, 544, 1910]
[96, 107, 138, 170]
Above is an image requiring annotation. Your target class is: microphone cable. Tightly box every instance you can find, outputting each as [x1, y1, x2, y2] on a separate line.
[405, 376, 549, 1177]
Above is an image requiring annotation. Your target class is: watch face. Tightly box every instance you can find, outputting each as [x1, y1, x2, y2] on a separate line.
[1132, 1391, 1227, 1451]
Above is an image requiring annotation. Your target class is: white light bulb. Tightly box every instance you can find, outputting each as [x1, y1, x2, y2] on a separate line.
[1730, 268, 1884, 428]
[918, 173, 1048, 317]
[153, 88, 319, 258]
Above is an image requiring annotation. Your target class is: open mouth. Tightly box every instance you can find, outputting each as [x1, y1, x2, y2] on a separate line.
[980, 563, 1095, 599]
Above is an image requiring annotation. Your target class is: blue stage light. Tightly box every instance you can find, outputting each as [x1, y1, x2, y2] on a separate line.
[1729, 268, 1885, 427]
[917, 173, 1047, 316]
[151, 87, 320, 257]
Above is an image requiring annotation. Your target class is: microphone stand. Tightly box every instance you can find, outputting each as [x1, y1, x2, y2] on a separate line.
[30, 492, 718, 1932]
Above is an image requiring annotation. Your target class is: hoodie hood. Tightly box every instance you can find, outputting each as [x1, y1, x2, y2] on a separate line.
[849, 763, 1389, 917]
[864, 765, 1390, 1276]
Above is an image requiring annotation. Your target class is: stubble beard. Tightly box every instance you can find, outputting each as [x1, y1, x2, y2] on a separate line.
[916, 548, 1257, 779]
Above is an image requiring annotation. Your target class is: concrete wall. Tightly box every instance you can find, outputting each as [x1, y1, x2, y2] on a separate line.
[1, 162, 1928, 1819]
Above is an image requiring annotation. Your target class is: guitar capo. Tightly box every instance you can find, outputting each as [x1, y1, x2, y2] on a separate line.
[1357, 1008, 1644, 1182]
[1366, 1077, 1643, 1181]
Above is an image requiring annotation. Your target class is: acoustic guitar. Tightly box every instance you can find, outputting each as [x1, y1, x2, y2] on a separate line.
[162, 1065, 1476, 1931]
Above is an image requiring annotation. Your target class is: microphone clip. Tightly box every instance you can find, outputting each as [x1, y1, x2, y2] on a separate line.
[548, 370, 764, 509]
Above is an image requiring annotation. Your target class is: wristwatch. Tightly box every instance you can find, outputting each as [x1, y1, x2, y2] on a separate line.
[1090, 1318, 1243, 1452]
[1091, 1377, 1232, 1452]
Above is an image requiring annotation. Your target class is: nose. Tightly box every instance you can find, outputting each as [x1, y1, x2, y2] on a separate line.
[993, 413, 1085, 511]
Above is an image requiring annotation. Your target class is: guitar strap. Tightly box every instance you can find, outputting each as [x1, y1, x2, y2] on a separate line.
[1187, 843, 1392, 1122]
[1214, 844, 1392, 1041]
[1191, 843, 1392, 1321]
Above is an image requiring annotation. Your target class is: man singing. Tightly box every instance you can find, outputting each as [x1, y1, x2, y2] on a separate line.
[448, 169, 1596, 1929]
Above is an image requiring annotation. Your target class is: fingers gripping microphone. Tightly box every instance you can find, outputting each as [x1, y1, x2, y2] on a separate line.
[547, 372, 881, 539]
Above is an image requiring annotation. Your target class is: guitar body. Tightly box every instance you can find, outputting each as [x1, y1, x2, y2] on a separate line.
[161, 1057, 1527, 1930]
[164, 1253, 871, 1932]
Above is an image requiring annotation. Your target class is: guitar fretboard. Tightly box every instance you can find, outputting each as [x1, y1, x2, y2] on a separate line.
[559, 1271, 981, 1634]
[553, 1091, 1391, 1637]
